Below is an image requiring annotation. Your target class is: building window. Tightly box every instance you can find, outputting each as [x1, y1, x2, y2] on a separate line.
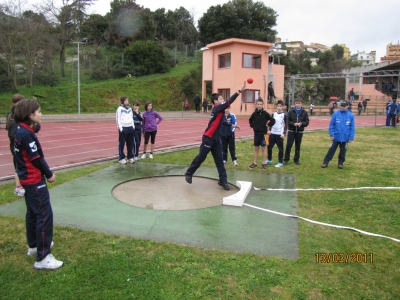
[218, 89, 231, 100]
[243, 90, 260, 103]
[218, 53, 231, 68]
[243, 53, 261, 69]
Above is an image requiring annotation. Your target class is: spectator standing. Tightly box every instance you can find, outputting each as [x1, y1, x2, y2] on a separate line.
[248, 99, 275, 170]
[309, 102, 314, 116]
[132, 101, 143, 161]
[283, 98, 309, 165]
[194, 94, 201, 112]
[221, 107, 240, 166]
[321, 100, 355, 169]
[329, 101, 334, 115]
[268, 82, 276, 104]
[6, 94, 26, 196]
[141, 101, 163, 159]
[357, 101, 362, 115]
[362, 97, 368, 113]
[348, 88, 355, 103]
[202, 98, 208, 113]
[14, 99, 63, 270]
[266, 100, 286, 168]
[116, 96, 135, 164]
[386, 96, 398, 127]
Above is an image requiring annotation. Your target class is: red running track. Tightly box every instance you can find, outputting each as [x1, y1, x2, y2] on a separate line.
[0, 115, 386, 179]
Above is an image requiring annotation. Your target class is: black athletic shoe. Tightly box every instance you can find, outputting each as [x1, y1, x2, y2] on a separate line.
[185, 174, 192, 184]
[218, 181, 230, 190]
[294, 161, 301, 165]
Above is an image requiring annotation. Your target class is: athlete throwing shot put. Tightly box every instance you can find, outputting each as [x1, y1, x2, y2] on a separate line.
[185, 82, 247, 190]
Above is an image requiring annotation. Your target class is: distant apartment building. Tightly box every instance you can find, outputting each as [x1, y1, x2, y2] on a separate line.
[340, 44, 350, 59]
[350, 51, 376, 65]
[380, 42, 400, 62]
[308, 42, 330, 52]
[275, 38, 305, 54]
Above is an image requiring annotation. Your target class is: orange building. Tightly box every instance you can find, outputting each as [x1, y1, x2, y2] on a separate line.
[201, 38, 285, 115]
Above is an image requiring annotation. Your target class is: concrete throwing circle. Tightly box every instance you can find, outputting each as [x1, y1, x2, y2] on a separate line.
[112, 176, 238, 210]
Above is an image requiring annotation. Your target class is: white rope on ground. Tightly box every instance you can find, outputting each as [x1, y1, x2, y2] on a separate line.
[243, 203, 400, 243]
[254, 186, 400, 192]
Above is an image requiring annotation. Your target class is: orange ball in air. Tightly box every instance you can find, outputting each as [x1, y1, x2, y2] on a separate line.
[247, 78, 253, 84]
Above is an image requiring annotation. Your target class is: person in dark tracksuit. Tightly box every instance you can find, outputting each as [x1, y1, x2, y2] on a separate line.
[14, 99, 63, 270]
[283, 98, 309, 165]
[185, 83, 247, 190]
[132, 101, 143, 161]
[221, 107, 240, 166]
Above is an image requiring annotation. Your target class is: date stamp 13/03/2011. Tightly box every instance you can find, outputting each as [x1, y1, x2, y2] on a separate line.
[315, 253, 373, 264]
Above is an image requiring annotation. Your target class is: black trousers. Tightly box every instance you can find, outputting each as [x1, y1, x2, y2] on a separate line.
[23, 180, 53, 262]
[119, 126, 135, 160]
[221, 133, 236, 162]
[323, 141, 347, 165]
[284, 131, 303, 163]
[268, 134, 284, 163]
[186, 136, 227, 183]
[134, 129, 141, 157]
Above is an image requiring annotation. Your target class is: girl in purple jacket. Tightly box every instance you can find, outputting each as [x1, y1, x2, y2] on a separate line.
[140, 101, 163, 159]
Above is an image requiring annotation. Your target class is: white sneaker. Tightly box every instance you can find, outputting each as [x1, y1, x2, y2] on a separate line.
[140, 153, 147, 159]
[149, 154, 153, 159]
[129, 158, 135, 163]
[265, 159, 273, 165]
[14, 186, 25, 197]
[34, 254, 63, 270]
[223, 160, 227, 164]
[119, 159, 127, 164]
[27, 241, 54, 256]
[232, 160, 238, 166]
[134, 157, 139, 162]
[275, 162, 283, 168]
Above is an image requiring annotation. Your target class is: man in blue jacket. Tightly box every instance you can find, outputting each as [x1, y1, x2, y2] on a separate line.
[321, 100, 355, 169]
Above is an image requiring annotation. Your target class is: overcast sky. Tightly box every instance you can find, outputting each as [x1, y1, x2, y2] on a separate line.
[26, 0, 400, 63]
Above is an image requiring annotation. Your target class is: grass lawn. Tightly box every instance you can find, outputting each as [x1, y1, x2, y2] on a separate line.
[0, 127, 399, 299]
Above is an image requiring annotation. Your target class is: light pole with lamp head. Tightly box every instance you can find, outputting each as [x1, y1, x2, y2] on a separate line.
[72, 42, 82, 121]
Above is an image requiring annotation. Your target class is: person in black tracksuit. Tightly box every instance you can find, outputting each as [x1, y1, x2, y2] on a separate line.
[14, 99, 63, 270]
[185, 83, 246, 190]
[283, 98, 309, 165]
[132, 101, 143, 160]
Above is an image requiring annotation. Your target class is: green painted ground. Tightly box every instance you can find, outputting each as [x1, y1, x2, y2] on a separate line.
[0, 163, 298, 258]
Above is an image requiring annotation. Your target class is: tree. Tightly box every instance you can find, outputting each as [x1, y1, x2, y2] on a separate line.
[20, 10, 54, 88]
[123, 40, 170, 75]
[39, 0, 95, 77]
[105, 0, 141, 47]
[198, 0, 277, 45]
[80, 14, 107, 44]
[331, 44, 344, 60]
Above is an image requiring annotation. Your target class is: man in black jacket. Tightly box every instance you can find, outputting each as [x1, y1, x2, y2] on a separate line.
[283, 98, 309, 165]
[193, 94, 201, 112]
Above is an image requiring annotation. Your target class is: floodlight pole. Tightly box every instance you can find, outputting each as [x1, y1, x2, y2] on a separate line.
[72, 42, 82, 121]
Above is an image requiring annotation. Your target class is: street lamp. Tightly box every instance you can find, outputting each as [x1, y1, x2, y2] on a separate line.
[72, 42, 82, 121]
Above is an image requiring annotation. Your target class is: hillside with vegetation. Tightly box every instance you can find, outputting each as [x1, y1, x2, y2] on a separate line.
[0, 61, 202, 115]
